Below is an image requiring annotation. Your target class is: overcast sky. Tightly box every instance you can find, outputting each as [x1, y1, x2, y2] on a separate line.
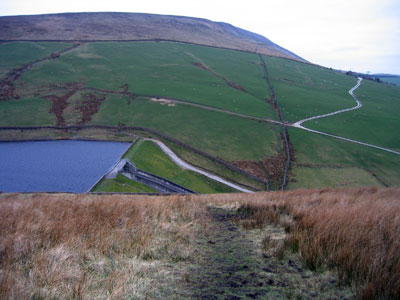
[1, 0, 399, 74]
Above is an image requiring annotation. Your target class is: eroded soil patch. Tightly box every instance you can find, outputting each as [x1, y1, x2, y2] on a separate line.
[45, 83, 81, 126]
[233, 134, 296, 189]
[75, 93, 106, 124]
[0, 80, 18, 101]
[0, 43, 81, 102]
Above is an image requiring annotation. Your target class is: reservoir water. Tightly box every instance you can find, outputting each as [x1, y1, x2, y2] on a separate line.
[0, 140, 131, 193]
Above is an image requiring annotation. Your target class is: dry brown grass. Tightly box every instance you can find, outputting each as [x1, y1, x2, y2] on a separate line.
[1, 187, 399, 299]
[202, 187, 400, 299]
[0, 193, 207, 299]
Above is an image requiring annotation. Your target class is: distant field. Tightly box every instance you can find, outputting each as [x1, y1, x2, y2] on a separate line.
[307, 79, 400, 150]
[289, 166, 383, 189]
[264, 55, 356, 122]
[91, 95, 279, 161]
[0, 42, 70, 77]
[288, 128, 400, 188]
[0, 98, 54, 126]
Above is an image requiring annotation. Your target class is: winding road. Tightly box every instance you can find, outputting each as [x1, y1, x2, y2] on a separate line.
[146, 139, 254, 193]
[291, 77, 400, 156]
[292, 77, 363, 128]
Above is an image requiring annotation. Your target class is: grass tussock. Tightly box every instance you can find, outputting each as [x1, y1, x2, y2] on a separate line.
[1, 187, 399, 299]
[0, 193, 206, 299]
[203, 187, 400, 299]
[280, 187, 400, 299]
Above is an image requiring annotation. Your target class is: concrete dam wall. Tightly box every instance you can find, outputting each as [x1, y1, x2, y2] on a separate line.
[106, 159, 196, 194]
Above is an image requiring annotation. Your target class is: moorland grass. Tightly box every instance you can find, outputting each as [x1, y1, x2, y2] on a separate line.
[0, 193, 208, 299]
[230, 187, 400, 299]
[1, 188, 399, 299]
[307, 79, 400, 150]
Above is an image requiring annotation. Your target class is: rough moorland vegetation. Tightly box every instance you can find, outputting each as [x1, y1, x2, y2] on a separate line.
[1, 187, 398, 299]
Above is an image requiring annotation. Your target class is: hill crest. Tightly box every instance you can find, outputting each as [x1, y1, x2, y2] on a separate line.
[0, 12, 304, 61]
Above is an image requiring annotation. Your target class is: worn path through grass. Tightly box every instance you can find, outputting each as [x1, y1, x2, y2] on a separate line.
[178, 206, 353, 299]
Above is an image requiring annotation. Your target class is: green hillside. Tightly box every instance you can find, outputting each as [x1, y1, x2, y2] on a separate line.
[1, 40, 399, 192]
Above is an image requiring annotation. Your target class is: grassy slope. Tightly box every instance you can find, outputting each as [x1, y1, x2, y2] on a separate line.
[20, 42, 274, 118]
[289, 167, 382, 189]
[0, 42, 70, 77]
[93, 173, 158, 193]
[121, 139, 236, 193]
[288, 127, 400, 188]
[185, 45, 276, 119]
[264, 56, 357, 122]
[307, 79, 400, 150]
[92, 95, 278, 161]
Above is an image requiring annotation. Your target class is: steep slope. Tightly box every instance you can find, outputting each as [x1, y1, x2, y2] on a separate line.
[0, 12, 304, 61]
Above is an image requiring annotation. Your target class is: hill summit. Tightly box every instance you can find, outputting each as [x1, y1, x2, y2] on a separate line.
[0, 12, 304, 61]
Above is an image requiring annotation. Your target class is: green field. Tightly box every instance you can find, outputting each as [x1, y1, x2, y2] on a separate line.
[289, 166, 383, 189]
[0, 42, 71, 77]
[288, 128, 400, 188]
[20, 42, 276, 119]
[0, 98, 55, 126]
[307, 79, 400, 150]
[92, 174, 159, 193]
[264, 56, 357, 122]
[92, 95, 279, 161]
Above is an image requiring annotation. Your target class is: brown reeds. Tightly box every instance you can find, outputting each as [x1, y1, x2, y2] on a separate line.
[0, 193, 206, 299]
[1, 187, 399, 299]
[279, 188, 400, 299]
[207, 187, 400, 299]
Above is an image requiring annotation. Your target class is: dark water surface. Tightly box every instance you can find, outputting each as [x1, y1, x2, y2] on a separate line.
[0, 140, 131, 193]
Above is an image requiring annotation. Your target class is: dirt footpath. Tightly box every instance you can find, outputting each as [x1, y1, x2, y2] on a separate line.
[173, 206, 353, 300]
